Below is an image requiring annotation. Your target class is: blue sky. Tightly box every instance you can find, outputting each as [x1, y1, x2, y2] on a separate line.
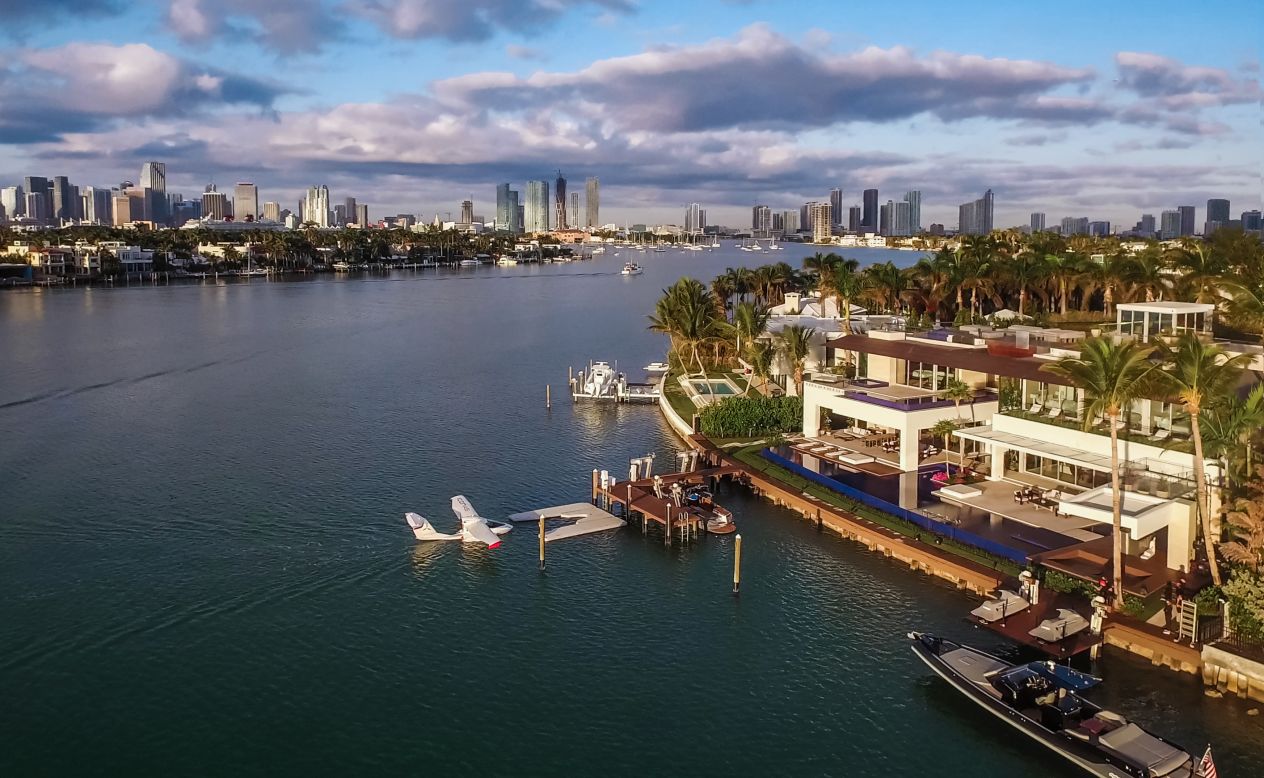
[1, 0, 1259, 227]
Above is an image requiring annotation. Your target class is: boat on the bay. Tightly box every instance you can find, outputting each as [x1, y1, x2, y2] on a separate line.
[908, 632, 1194, 777]
[571, 360, 621, 400]
[644, 362, 670, 373]
[621, 261, 643, 275]
[458, 258, 480, 266]
[683, 486, 737, 534]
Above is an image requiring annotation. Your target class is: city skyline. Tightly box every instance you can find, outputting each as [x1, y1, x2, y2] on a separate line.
[0, 1, 1259, 226]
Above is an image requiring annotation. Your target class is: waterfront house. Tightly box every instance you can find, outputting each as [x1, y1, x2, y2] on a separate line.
[795, 301, 1262, 574]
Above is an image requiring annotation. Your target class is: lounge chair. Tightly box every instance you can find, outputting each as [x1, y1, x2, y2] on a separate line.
[1151, 428, 1170, 442]
[1047, 407, 1062, 419]
[1028, 402, 1044, 415]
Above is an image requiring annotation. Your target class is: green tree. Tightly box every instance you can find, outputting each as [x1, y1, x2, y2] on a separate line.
[1153, 334, 1253, 586]
[940, 376, 976, 423]
[1044, 338, 1160, 608]
[929, 418, 958, 475]
[775, 324, 816, 397]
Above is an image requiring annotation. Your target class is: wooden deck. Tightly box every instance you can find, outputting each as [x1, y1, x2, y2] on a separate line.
[594, 465, 744, 545]
[973, 594, 1101, 658]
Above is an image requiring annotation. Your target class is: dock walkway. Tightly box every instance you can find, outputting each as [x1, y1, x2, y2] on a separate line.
[595, 465, 744, 545]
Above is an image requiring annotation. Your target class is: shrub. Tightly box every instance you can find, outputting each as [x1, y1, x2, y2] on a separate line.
[1041, 568, 1099, 598]
[1224, 568, 1264, 643]
[699, 395, 803, 438]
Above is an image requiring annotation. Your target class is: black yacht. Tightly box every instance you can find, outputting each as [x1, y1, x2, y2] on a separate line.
[909, 632, 1195, 777]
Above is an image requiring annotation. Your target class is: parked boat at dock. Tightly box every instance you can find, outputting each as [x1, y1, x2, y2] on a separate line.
[621, 261, 643, 275]
[908, 632, 1194, 777]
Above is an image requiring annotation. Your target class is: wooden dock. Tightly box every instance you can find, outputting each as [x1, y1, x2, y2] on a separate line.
[592, 465, 744, 545]
[972, 594, 1102, 658]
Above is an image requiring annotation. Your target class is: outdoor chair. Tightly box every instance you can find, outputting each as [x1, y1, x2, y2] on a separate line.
[1151, 428, 1171, 442]
[1047, 407, 1062, 419]
[1028, 402, 1043, 415]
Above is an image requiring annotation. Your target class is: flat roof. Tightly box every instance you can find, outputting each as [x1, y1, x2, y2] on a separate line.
[1117, 301, 1214, 313]
[826, 334, 1074, 386]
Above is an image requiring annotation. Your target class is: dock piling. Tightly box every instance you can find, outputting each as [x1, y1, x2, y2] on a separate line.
[733, 534, 742, 594]
[546, 384, 551, 409]
[538, 515, 546, 571]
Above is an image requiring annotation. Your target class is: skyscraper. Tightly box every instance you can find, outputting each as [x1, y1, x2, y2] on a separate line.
[1060, 216, 1089, 235]
[1, 185, 24, 218]
[344, 197, 358, 224]
[263, 202, 281, 222]
[234, 182, 259, 222]
[1242, 210, 1262, 232]
[50, 176, 78, 222]
[356, 204, 369, 227]
[554, 171, 567, 230]
[140, 162, 166, 193]
[684, 203, 705, 233]
[460, 199, 474, 224]
[1178, 205, 1196, 236]
[1030, 212, 1046, 232]
[496, 183, 513, 231]
[1139, 214, 1156, 236]
[752, 205, 771, 236]
[201, 186, 228, 221]
[829, 188, 844, 227]
[584, 177, 599, 229]
[957, 189, 994, 235]
[81, 186, 111, 224]
[1160, 210, 1182, 240]
[1088, 221, 1111, 237]
[880, 200, 893, 236]
[861, 188, 878, 232]
[525, 180, 550, 233]
[1205, 198, 1230, 234]
[569, 192, 579, 229]
[781, 209, 800, 234]
[810, 202, 832, 243]
[847, 206, 861, 233]
[903, 190, 921, 234]
[302, 185, 330, 226]
[24, 176, 49, 221]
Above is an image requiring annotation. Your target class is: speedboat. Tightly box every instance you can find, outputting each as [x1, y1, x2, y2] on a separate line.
[644, 362, 670, 373]
[1030, 609, 1091, 643]
[908, 633, 1194, 777]
[577, 361, 618, 399]
[458, 258, 480, 266]
[682, 486, 737, 534]
[970, 589, 1031, 623]
[404, 496, 512, 548]
[621, 262, 643, 276]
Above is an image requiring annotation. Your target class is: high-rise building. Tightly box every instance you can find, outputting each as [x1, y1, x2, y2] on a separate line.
[1138, 214, 1156, 236]
[303, 185, 330, 226]
[263, 202, 281, 222]
[25, 191, 50, 222]
[1059, 216, 1089, 235]
[333, 205, 348, 226]
[343, 197, 358, 224]
[829, 188, 844, 226]
[140, 162, 166, 193]
[112, 192, 133, 225]
[1242, 210, 1263, 232]
[525, 180, 550, 233]
[684, 203, 706, 234]
[771, 213, 783, 232]
[958, 189, 994, 235]
[584, 177, 599, 229]
[201, 186, 228, 221]
[1030, 212, 1046, 232]
[1, 185, 24, 217]
[751, 205, 771, 236]
[51, 176, 77, 221]
[1088, 221, 1111, 237]
[847, 206, 861, 232]
[810, 202, 832, 243]
[569, 192, 579, 229]
[232, 183, 258, 222]
[1160, 210, 1182, 240]
[172, 199, 201, 224]
[356, 204, 369, 227]
[861, 188, 878, 232]
[24, 176, 49, 221]
[903, 190, 921, 234]
[781, 209, 800, 234]
[879, 200, 893, 236]
[460, 199, 474, 224]
[495, 184, 514, 232]
[554, 171, 567, 230]
[800, 203, 812, 233]
[81, 186, 111, 224]
[1205, 198, 1230, 234]
[1178, 205, 1196, 236]
[516, 204, 525, 233]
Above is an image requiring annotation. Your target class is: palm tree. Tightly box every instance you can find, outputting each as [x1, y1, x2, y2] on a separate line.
[1120, 243, 1171, 303]
[1043, 248, 1084, 317]
[820, 263, 867, 334]
[776, 324, 816, 396]
[746, 341, 776, 396]
[959, 234, 996, 317]
[1008, 246, 1050, 317]
[1044, 338, 1160, 608]
[729, 301, 770, 363]
[940, 376, 977, 423]
[908, 255, 951, 320]
[1167, 239, 1228, 305]
[1200, 384, 1264, 490]
[1153, 334, 1252, 586]
[1221, 277, 1264, 335]
[648, 278, 723, 376]
[929, 419, 958, 476]
[862, 261, 906, 314]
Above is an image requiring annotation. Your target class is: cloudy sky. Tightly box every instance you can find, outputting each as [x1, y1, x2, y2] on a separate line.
[1, 0, 1259, 227]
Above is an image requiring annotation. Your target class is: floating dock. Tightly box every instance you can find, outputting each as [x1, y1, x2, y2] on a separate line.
[593, 465, 744, 545]
[507, 502, 626, 542]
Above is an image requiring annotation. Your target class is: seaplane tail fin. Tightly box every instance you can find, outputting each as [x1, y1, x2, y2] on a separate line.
[405, 512, 426, 530]
[451, 495, 482, 521]
[406, 512, 460, 541]
[462, 518, 502, 548]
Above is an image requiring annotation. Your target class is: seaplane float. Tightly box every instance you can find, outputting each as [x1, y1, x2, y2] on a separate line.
[405, 495, 513, 549]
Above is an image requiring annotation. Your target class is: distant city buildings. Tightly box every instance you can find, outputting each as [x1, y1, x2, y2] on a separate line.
[1060, 216, 1089, 236]
[234, 182, 258, 222]
[1030, 212, 1046, 232]
[553, 171, 567, 231]
[302, 185, 330, 227]
[861, 188, 878, 232]
[829, 188, 844, 227]
[847, 206, 861, 233]
[684, 203, 706, 233]
[810, 202, 831, 243]
[525, 180, 550, 233]
[201, 185, 228, 221]
[782, 209, 801, 234]
[957, 189, 994, 235]
[1205, 198, 1230, 235]
[585, 177, 599, 229]
[1178, 205, 1196, 237]
[752, 205, 771, 236]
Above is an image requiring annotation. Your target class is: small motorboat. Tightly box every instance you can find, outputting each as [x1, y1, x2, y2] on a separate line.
[621, 261, 643, 275]
[1029, 608, 1091, 643]
[681, 486, 737, 534]
[458, 258, 480, 266]
[705, 508, 737, 534]
[970, 589, 1030, 623]
[644, 362, 670, 373]
[909, 633, 1194, 777]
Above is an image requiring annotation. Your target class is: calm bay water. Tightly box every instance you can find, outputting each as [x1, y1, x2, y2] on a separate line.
[2, 244, 1261, 775]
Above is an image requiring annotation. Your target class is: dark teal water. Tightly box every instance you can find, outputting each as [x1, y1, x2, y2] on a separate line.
[2, 247, 1261, 776]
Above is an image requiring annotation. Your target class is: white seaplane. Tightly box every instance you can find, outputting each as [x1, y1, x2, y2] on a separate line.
[405, 495, 513, 549]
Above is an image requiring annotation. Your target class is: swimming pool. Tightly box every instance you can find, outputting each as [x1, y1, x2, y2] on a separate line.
[690, 379, 738, 396]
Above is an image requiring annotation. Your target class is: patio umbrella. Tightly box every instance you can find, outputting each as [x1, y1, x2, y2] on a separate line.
[990, 308, 1031, 321]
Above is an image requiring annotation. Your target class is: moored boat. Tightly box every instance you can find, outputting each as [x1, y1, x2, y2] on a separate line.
[621, 261, 643, 275]
[908, 632, 1194, 777]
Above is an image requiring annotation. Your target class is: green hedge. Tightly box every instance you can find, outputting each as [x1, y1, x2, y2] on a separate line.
[699, 395, 802, 438]
[1041, 569, 1099, 598]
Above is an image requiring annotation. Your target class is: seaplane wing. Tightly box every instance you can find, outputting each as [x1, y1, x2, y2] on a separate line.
[461, 517, 503, 548]
[451, 495, 482, 522]
[405, 512, 461, 541]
